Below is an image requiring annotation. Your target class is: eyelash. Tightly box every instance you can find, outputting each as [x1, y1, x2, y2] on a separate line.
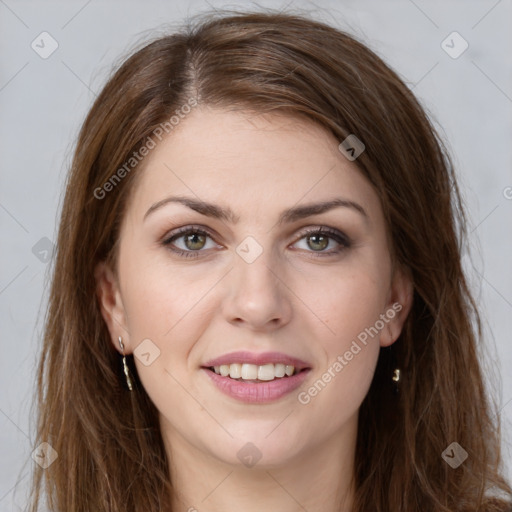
[161, 225, 351, 259]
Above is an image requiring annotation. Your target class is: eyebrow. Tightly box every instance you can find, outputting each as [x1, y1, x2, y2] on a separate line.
[143, 195, 368, 225]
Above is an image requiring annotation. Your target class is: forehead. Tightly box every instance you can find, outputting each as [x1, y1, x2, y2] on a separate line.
[126, 106, 380, 223]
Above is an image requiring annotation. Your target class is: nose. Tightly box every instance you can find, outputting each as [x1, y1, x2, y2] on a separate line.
[221, 247, 293, 332]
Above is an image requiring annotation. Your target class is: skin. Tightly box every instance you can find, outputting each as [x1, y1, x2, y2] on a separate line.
[96, 106, 413, 512]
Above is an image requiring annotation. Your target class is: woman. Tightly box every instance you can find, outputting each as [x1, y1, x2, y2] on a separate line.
[28, 10, 512, 512]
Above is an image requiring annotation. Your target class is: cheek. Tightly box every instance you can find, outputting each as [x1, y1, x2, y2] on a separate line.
[298, 343, 380, 435]
[121, 248, 218, 340]
[292, 263, 387, 415]
[120, 253, 225, 395]
[294, 257, 389, 347]
[295, 292, 382, 431]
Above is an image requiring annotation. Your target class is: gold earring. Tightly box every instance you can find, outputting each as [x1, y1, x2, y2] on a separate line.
[392, 367, 400, 396]
[118, 336, 133, 391]
[387, 326, 400, 393]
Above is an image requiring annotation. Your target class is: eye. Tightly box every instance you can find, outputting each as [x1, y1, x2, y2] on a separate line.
[162, 226, 220, 259]
[292, 226, 351, 257]
[161, 225, 351, 259]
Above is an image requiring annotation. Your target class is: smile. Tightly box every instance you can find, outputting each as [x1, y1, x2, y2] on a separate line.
[209, 362, 298, 381]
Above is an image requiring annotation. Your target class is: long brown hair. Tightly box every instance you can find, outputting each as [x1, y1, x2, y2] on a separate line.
[28, 10, 512, 512]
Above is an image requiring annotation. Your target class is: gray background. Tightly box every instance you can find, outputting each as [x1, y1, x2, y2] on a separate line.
[1, 0, 511, 509]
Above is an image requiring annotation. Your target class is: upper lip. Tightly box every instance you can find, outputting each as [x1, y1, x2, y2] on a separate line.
[202, 351, 312, 371]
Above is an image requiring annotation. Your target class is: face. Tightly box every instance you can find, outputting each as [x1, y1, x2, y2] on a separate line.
[96, 106, 412, 469]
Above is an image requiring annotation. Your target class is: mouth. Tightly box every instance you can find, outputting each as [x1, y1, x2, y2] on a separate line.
[201, 361, 312, 404]
[204, 363, 310, 382]
[201, 351, 312, 402]
[201, 351, 312, 384]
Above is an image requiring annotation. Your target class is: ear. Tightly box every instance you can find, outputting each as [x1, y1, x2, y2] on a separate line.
[380, 264, 414, 347]
[94, 260, 130, 353]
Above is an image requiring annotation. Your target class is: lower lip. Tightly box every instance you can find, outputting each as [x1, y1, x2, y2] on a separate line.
[202, 368, 311, 404]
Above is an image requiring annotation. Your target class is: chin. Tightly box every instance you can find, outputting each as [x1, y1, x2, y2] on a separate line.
[206, 427, 304, 468]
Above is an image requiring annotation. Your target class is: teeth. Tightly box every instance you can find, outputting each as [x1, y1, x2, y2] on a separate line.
[257, 363, 275, 381]
[241, 363, 258, 380]
[211, 363, 298, 381]
[229, 363, 242, 379]
[274, 363, 286, 377]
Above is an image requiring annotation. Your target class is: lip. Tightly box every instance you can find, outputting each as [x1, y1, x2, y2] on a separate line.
[202, 351, 312, 372]
[202, 367, 311, 404]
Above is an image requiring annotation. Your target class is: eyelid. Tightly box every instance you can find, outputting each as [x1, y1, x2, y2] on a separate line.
[161, 225, 220, 247]
[293, 225, 351, 245]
